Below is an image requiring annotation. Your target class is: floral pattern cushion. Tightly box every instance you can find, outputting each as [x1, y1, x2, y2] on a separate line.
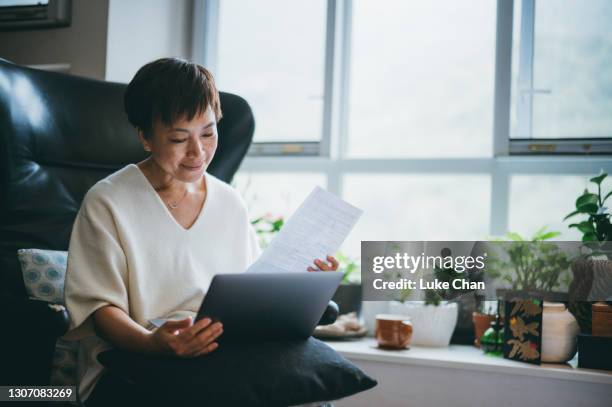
[17, 249, 78, 387]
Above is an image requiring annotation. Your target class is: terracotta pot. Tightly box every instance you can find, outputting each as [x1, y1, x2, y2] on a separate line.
[472, 312, 496, 348]
[592, 302, 612, 337]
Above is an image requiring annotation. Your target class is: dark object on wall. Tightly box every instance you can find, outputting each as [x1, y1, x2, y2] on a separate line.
[577, 334, 612, 371]
[0, 0, 71, 31]
[98, 337, 377, 407]
[0, 58, 254, 385]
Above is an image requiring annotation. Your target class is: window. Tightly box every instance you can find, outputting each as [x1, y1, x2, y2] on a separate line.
[343, 174, 491, 254]
[195, 0, 612, 259]
[214, 0, 328, 154]
[233, 172, 327, 218]
[510, 0, 612, 154]
[348, 0, 495, 158]
[507, 175, 611, 239]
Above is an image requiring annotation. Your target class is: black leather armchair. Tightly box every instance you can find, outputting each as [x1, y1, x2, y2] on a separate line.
[0, 58, 255, 386]
[0, 58, 338, 388]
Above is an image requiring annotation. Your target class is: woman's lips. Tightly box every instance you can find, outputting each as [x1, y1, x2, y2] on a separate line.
[181, 163, 204, 171]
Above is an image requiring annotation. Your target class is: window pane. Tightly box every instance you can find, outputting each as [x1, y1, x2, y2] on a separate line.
[508, 175, 612, 239]
[342, 175, 491, 256]
[347, 0, 495, 158]
[216, 0, 326, 142]
[233, 172, 327, 219]
[512, 0, 612, 139]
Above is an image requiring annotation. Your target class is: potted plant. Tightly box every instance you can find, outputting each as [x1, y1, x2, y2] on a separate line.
[487, 227, 581, 362]
[389, 265, 462, 347]
[564, 171, 612, 335]
[487, 227, 572, 301]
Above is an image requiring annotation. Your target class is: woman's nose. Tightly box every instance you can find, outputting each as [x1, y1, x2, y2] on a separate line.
[187, 137, 204, 158]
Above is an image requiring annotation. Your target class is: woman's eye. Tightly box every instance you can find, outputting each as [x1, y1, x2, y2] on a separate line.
[170, 139, 187, 143]
[201, 133, 214, 138]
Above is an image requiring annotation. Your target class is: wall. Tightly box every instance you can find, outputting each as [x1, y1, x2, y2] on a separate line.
[0, 0, 193, 82]
[105, 0, 193, 83]
[0, 0, 110, 80]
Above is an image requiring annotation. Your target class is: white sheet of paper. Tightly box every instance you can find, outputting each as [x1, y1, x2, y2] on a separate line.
[246, 186, 363, 274]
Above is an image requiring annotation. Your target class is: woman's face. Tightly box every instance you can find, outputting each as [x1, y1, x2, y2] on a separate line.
[139, 107, 218, 183]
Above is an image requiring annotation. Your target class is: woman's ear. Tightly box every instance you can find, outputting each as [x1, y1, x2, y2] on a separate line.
[137, 129, 152, 152]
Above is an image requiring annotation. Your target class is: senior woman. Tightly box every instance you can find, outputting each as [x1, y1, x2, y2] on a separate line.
[63, 58, 339, 406]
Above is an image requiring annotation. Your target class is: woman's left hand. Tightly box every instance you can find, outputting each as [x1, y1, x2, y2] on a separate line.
[307, 255, 339, 272]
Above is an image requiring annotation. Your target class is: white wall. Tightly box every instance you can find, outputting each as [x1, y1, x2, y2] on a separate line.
[105, 0, 193, 83]
[0, 0, 109, 79]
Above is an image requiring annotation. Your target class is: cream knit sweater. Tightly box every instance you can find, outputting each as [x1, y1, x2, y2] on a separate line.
[63, 164, 260, 402]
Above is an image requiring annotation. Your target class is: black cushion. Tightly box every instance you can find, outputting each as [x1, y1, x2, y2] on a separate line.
[98, 337, 377, 407]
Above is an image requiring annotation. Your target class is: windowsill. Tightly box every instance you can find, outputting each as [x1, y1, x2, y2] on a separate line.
[327, 338, 612, 385]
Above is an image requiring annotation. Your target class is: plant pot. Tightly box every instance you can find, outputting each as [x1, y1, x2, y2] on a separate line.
[331, 284, 362, 316]
[541, 302, 579, 363]
[389, 302, 458, 347]
[472, 312, 496, 348]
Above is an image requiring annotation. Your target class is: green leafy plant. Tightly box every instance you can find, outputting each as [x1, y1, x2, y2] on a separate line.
[487, 227, 571, 292]
[564, 171, 612, 242]
[564, 172, 612, 334]
[335, 252, 360, 284]
[251, 214, 284, 248]
[423, 266, 468, 306]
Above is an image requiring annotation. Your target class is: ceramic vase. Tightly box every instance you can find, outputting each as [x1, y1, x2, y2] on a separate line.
[541, 302, 580, 363]
[389, 302, 458, 347]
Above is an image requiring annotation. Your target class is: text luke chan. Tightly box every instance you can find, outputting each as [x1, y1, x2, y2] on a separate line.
[372, 278, 485, 290]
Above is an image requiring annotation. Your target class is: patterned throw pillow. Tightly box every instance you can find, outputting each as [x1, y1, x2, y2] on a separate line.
[17, 249, 78, 387]
[18, 249, 67, 303]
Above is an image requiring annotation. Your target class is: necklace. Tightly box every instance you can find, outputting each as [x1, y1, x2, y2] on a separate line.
[166, 187, 189, 210]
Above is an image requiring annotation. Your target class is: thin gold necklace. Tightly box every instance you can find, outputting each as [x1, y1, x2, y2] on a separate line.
[166, 187, 188, 210]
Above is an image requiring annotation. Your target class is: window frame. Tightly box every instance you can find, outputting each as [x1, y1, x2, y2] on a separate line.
[193, 0, 612, 242]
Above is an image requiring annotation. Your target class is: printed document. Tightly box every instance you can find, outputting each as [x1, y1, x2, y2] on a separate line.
[247, 186, 363, 274]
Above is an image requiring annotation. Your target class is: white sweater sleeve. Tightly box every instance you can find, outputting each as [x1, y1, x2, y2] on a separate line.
[63, 189, 129, 341]
[248, 222, 262, 265]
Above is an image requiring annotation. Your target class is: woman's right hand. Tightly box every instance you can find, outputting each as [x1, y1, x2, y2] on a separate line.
[149, 317, 223, 358]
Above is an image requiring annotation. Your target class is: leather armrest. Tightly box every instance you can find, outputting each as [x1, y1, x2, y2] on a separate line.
[0, 295, 70, 385]
[318, 300, 339, 326]
[1, 295, 70, 338]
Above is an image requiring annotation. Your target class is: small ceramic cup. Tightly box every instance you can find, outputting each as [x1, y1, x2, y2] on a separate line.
[375, 314, 413, 349]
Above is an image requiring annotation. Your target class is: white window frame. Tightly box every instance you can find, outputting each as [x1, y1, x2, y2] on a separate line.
[193, 0, 612, 238]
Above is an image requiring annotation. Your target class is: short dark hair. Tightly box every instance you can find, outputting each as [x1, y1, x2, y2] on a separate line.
[124, 58, 222, 138]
